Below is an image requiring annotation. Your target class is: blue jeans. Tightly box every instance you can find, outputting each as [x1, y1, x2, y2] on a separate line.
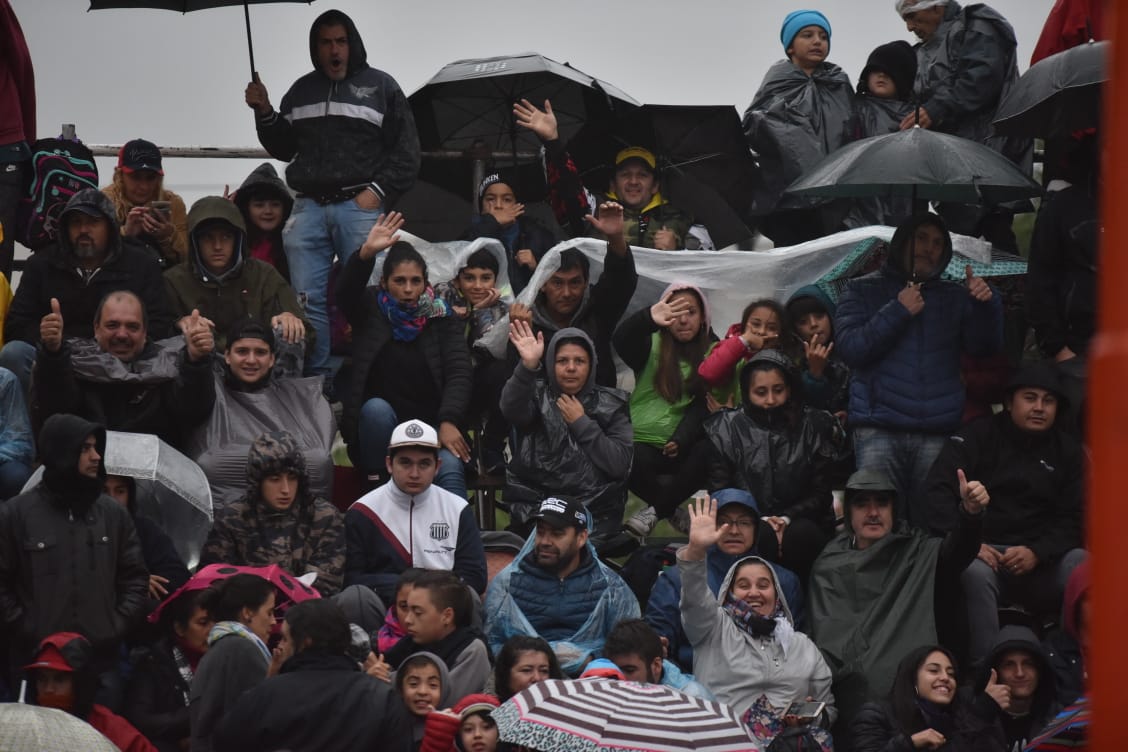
[0, 340, 36, 398]
[853, 426, 947, 528]
[356, 398, 467, 498]
[283, 196, 383, 375]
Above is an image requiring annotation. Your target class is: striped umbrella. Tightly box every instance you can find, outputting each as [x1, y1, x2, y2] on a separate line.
[492, 678, 761, 752]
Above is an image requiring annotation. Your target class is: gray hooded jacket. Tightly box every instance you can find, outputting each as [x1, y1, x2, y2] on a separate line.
[499, 327, 632, 506]
[677, 552, 835, 719]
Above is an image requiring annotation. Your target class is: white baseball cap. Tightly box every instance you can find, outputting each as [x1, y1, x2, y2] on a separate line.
[388, 419, 440, 451]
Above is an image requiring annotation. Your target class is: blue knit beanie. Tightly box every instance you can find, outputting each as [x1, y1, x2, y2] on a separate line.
[780, 10, 832, 52]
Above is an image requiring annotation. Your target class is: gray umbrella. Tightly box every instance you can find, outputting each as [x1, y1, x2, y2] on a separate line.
[785, 126, 1042, 206]
[992, 40, 1107, 138]
[0, 704, 120, 752]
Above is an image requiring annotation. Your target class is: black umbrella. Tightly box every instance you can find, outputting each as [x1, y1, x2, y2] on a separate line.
[409, 52, 640, 155]
[786, 126, 1042, 206]
[992, 40, 1107, 137]
[567, 104, 758, 248]
[88, 0, 313, 78]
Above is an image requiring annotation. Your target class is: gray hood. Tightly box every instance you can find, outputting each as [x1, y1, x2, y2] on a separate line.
[544, 327, 597, 398]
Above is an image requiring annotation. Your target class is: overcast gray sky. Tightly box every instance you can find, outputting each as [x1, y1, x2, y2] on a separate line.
[12, 0, 1056, 205]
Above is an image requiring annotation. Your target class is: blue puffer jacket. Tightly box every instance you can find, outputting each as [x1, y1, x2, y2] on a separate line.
[484, 533, 640, 676]
[644, 544, 805, 671]
[834, 214, 1002, 433]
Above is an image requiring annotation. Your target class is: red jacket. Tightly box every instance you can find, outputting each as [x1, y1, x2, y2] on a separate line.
[698, 323, 755, 387]
[88, 704, 159, 752]
[0, 0, 34, 146]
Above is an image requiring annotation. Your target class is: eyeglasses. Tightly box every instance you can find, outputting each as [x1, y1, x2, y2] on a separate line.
[717, 517, 757, 529]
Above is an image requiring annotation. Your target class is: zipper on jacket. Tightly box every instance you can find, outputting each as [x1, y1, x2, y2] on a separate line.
[408, 497, 414, 562]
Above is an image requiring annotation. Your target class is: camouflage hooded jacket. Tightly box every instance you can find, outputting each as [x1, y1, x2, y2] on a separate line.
[200, 431, 344, 596]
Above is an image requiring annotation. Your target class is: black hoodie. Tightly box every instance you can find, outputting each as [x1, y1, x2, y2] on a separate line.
[254, 9, 420, 204]
[973, 625, 1061, 752]
[704, 349, 840, 530]
[0, 414, 148, 657]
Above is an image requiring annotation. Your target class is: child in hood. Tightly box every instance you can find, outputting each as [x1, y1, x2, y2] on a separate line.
[743, 10, 854, 246]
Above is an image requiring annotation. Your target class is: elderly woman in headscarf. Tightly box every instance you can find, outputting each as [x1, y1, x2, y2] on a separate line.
[678, 496, 835, 749]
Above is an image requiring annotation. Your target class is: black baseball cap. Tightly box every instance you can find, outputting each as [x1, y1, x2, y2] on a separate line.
[119, 138, 164, 175]
[531, 496, 589, 531]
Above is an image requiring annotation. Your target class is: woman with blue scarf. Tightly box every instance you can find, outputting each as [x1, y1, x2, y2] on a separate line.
[678, 497, 835, 747]
[851, 645, 1004, 752]
[335, 212, 473, 495]
[188, 574, 276, 752]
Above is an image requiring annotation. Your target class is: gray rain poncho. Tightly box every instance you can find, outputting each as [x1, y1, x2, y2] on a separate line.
[912, 0, 1032, 171]
[743, 60, 854, 215]
[186, 370, 335, 507]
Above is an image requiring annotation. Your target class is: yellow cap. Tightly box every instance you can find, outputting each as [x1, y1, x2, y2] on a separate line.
[614, 146, 657, 171]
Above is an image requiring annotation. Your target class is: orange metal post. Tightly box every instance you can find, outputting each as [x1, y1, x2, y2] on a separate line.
[1092, 1, 1128, 748]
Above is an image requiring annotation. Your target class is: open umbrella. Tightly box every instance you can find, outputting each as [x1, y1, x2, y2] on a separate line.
[567, 104, 758, 248]
[1023, 696, 1088, 750]
[785, 126, 1042, 206]
[993, 41, 1107, 137]
[20, 430, 213, 570]
[88, 0, 313, 77]
[410, 53, 639, 156]
[0, 704, 120, 752]
[493, 678, 759, 752]
[148, 563, 320, 632]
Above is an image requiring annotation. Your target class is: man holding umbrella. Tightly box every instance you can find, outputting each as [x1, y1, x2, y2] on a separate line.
[513, 99, 697, 250]
[244, 9, 420, 383]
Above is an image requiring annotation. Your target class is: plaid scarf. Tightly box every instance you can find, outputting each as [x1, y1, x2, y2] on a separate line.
[377, 288, 448, 342]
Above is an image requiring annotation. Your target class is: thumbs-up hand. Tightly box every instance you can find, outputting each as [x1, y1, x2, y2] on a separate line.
[984, 668, 1011, 710]
[958, 468, 989, 514]
[183, 308, 214, 362]
[40, 297, 64, 353]
[965, 264, 992, 302]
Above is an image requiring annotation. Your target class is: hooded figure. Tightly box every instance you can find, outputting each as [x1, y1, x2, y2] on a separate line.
[808, 468, 982, 725]
[677, 551, 835, 724]
[4, 187, 174, 347]
[975, 625, 1062, 751]
[198, 430, 345, 596]
[255, 9, 419, 205]
[845, 41, 917, 229]
[703, 349, 840, 578]
[834, 213, 1003, 521]
[499, 327, 633, 536]
[233, 163, 293, 281]
[785, 284, 849, 413]
[0, 414, 148, 671]
[742, 19, 855, 245]
[26, 632, 158, 752]
[394, 651, 455, 750]
[163, 196, 312, 354]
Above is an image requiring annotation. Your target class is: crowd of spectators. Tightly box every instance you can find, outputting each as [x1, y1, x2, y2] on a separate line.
[0, 1, 1099, 751]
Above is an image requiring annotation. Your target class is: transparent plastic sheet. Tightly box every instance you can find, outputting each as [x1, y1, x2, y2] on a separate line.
[385, 227, 994, 363]
[184, 371, 336, 510]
